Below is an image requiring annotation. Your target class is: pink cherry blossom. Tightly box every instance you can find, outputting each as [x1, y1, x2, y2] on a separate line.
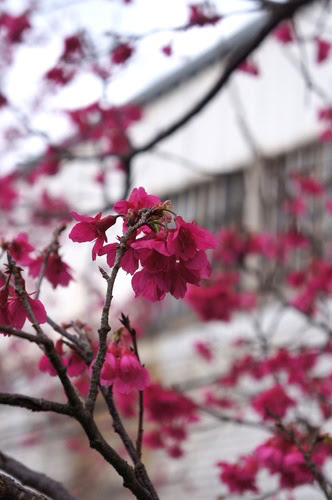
[39, 340, 64, 376]
[326, 198, 332, 213]
[116, 349, 150, 394]
[145, 383, 198, 424]
[111, 43, 133, 64]
[99, 236, 139, 275]
[99, 343, 150, 394]
[186, 272, 255, 321]
[292, 173, 324, 196]
[39, 340, 87, 378]
[188, 4, 221, 27]
[113, 186, 161, 219]
[274, 22, 294, 44]
[0, 11, 31, 44]
[166, 216, 217, 260]
[283, 197, 307, 216]
[316, 37, 331, 63]
[252, 384, 295, 421]
[217, 456, 258, 494]
[0, 285, 11, 332]
[113, 389, 138, 418]
[194, 341, 213, 361]
[320, 126, 332, 143]
[0, 175, 18, 211]
[238, 59, 260, 76]
[8, 293, 47, 329]
[7, 233, 34, 265]
[69, 211, 117, 260]
[161, 44, 172, 56]
[33, 190, 71, 226]
[29, 253, 73, 288]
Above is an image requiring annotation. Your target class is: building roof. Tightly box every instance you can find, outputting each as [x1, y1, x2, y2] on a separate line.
[131, 12, 269, 107]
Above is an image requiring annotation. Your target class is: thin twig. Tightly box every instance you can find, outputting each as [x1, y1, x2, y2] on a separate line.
[85, 207, 155, 415]
[35, 224, 66, 300]
[7, 255, 83, 410]
[196, 403, 273, 432]
[120, 314, 145, 458]
[47, 316, 91, 362]
[136, 391, 144, 459]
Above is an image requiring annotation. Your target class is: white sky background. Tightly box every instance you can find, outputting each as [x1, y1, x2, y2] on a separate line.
[0, 0, 258, 305]
[5, 0, 258, 109]
[0, 0, 261, 173]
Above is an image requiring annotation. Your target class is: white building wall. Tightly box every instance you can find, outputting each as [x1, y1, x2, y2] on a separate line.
[130, 20, 331, 196]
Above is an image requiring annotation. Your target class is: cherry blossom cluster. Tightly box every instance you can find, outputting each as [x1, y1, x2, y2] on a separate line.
[0, 274, 46, 333]
[4, 232, 73, 289]
[184, 172, 332, 322]
[143, 383, 199, 458]
[69, 186, 217, 302]
[98, 337, 150, 394]
[0, 229, 73, 334]
[207, 339, 332, 494]
[218, 430, 332, 494]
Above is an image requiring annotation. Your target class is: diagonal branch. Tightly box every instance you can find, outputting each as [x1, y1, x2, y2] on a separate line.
[7, 255, 83, 410]
[34, 224, 66, 300]
[0, 325, 47, 344]
[0, 472, 47, 500]
[0, 451, 77, 500]
[128, 0, 317, 158]
[100, 386, 158, 499]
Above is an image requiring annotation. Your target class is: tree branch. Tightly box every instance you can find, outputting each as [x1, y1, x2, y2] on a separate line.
[7, 255, 83, 411]
[0, 472, 47, 500]
[120, 314, 144, 459]
[85, 207, 155, 415]
[0, 325, 46, 344]
[0, 393, 75, 416]
[128, 0, 317, 158]
[75, 409, 155, 499]
[34, 224, 66, 300]
[0, 451, 77, 500]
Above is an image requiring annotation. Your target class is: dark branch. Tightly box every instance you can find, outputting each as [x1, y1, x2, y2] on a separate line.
[0, 452, 77, 500]
[35, 224, 66, 300]
[85, 207, 156, 415]
[0, 325, 46, 345]
[0, 393, 75, 416]
[0, 472, 47, 500]
[128, 0, 317, 158]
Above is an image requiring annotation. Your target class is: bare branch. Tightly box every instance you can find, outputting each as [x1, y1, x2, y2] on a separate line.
[0, 325, 46, 344]
[0, 451, 78, 500]
[35, 224, 66, 300]
[100, 387, 158, 500]
[128, 0, 318, 159]
[85, 207, 155, 415]
[120, 314, 144, 458]
[7, 255, 83, 410]
[0, 392, 74, 416]
[0, 472, 47, 500]
[75, 409, 155, 499]
[276, 421, 332, 499]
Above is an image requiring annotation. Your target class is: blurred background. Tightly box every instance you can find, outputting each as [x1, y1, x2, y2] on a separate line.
[0, 0, 332, 498]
